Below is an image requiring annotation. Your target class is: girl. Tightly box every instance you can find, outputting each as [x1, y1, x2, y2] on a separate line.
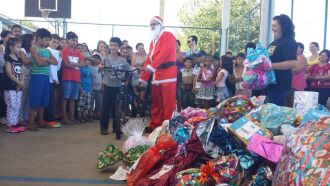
[96, 40, 108, 60]
[233, 52, 252, 97]
[214, 56, 233, 103]
[131, 43, 146, 88]
[19, 33, 35, 124]
[196, 56, 215, 108]
[3, 38, 25, 133]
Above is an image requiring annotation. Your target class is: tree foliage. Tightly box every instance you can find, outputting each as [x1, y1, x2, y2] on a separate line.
[177, 0, 259, 54]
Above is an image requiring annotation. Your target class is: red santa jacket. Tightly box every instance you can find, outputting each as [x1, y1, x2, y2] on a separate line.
[139, 31, 177, 84]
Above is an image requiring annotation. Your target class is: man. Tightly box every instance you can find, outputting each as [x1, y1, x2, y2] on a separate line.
[138, 16, 177, 133]
[186, 35, 200, 57]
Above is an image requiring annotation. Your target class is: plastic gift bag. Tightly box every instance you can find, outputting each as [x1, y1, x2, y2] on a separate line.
[247, 134, 283, 163]
[294, 91, 319, 117]
[148, 120, 169, 144]
[273, 117, 330, 185]
[122, 118, 153, 153]
[243, 43, 276, 90]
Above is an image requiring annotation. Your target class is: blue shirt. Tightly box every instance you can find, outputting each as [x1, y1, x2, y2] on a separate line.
[80, 66, 92, 92]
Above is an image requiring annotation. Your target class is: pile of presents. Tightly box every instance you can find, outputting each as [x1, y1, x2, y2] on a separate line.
[97, 92, 330, 186]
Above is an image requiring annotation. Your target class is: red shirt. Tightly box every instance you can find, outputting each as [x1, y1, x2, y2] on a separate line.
[61, 48, 84, 82]
[309, 63, 330, 88]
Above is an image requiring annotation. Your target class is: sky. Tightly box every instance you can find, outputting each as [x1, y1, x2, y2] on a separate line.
[0, 0, 186, 52]
[0, 0, 329, 54]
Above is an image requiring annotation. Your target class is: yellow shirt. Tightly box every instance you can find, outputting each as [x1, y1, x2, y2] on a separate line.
[307, 55, 319, 66]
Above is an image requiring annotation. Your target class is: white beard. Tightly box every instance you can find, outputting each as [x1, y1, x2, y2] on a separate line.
[149, 25, 162, 40]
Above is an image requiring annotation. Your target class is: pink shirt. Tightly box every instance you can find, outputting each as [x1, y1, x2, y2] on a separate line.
[291, 55, 307, 91]
[309, 63, 330, 89]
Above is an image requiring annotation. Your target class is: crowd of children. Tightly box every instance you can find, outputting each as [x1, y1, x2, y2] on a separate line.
[0, 25, 329, 134]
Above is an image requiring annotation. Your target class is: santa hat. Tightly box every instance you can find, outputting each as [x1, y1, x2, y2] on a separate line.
[151, 16, 164, 28]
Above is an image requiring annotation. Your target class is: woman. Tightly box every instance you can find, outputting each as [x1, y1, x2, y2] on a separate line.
[131, 43, 146, 86]
[291, 42, 307, 91]
[307, 49, 330, 106]
[267, 14, 297, 107]
[307, 42, 320, 69]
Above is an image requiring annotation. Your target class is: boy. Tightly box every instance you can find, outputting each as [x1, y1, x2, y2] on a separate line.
[77, 53, 93, 123]
[192, 50, 207, 107]
[28, 28, 58, 131]
[11, 24, 22, 39]
[181, 57, 195, 109]
[61, 31, 85, 124]
[99, 37, 131, 136]
[44, 34, 62, 128]
[89, 52, 103, 120]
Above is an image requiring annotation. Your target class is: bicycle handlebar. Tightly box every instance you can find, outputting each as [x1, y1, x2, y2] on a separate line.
[103, 67, 140, 82]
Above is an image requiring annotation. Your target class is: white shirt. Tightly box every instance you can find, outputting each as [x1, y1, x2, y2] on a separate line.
[47, 47, 62, 83]
[216, 69, 228, 88]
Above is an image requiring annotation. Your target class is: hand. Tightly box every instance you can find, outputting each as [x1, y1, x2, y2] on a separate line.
[17, 81, 24, 89]
[192, 87, 196, 93]
[138, 82, 146, 88]
[54, 80, 59, 85]
[98, 63, 105, 70]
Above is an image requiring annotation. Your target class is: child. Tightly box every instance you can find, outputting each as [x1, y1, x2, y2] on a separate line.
[28, 28, 57, 131]
[11, 24, 22, 39]
[89, 52, 103, 120]
[99, 37, 132, 136]
[192, 50, 207, 107]
[234, 52, 251, 97]
[44, 34, 62, 128]
[19, 33, 35, 124]
[61, 32, 85, 124]
[59, 38, 67, 50]
[3, 38, 25, 132]
[77, 52, 93, 123]
[181, 57, 195, 109]
[214, 56, 233, 103]
[196, 56, 215, 109]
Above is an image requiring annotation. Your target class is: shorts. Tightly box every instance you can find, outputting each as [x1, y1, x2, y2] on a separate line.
[77, 92, 92, 111]
[62, 80, 80, 100]
[91, 90, 102, 111]
[29, 74, 50, 109]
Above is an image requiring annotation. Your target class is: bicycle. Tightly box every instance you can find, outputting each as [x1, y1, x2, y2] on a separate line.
[104, 67, 148, 139]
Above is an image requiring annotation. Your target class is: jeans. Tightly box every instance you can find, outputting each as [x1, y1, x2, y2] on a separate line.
[44, 83, 56, 122]
[181, 87, 194, 109]
[100, 86, 119, 131]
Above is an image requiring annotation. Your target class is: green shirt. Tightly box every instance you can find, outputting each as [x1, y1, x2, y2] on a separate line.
[31, 47, 50, 75]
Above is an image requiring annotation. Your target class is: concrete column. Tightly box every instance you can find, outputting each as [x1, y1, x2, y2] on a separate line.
[259, 0, 275, 47]
[159, 0, 165, 18]
[220, 0, 231, 56]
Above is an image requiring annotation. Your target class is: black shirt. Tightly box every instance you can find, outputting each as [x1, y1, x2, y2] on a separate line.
[3, 55, 22, 90]
[267, 37, 297, 91]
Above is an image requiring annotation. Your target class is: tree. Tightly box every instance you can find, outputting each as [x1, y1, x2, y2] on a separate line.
[177, 0, 259, 54]
[21, 20, 38, 30]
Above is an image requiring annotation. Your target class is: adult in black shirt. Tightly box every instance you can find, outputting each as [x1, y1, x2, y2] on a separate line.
[267, 14, 297, 106]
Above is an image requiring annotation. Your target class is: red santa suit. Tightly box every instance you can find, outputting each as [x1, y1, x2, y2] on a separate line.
[139, 16, 177, 129]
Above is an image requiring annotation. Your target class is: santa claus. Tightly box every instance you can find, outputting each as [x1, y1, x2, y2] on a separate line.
[138, 16, 177, 132]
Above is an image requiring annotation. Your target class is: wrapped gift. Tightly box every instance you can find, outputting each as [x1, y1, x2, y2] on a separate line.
[250, 164, 273, 186]
[294, 91, 319, 117]
[175, 168, 202, 186]
[228, 115, 272, 145]
[301, 107, 330, 125]
[214, 95, 254, 123]
[247, 134, 283, 163]
[273, 117, 330, 185]
[243, 43, 276, 90]
[259, 103, 297, 135]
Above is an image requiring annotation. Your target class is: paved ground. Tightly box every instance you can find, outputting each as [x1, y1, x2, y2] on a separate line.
[0, 121, 127, 186]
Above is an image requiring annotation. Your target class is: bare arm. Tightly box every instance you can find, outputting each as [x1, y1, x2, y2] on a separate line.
[309, 70, 330, 80]
[292, 56, 307, 73]
[47, 50, 58, 65]
[272, 60, 296, 70]
[214, 72, 224, 84]
[31, 47, 50, 66]
[19, 51, 32, 65]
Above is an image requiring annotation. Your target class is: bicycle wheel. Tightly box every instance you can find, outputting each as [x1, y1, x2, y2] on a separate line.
[115, 97, 126, 140]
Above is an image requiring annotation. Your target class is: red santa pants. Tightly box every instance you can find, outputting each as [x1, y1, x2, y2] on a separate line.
[149, 82, 176, 129]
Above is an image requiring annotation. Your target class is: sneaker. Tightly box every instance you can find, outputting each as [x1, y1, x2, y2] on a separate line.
[100, 129, 109, 135]
[46, 121, 61, 128]
[14, 125, 26, 132]
[6, 126, 21, 133]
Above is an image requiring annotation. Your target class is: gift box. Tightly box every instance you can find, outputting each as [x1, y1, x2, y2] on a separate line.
[259, 103, 297, 135]
[294, 91, 319, 117]
[247, 134, 283, 163]
[228, 115, 272, 145]
[273, 116, 330, 185]
[214, 95, 254, 123]
[301, 107, 330, 125]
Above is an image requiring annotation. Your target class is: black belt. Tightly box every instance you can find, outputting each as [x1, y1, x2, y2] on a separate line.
[158, 62, 176, 69]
